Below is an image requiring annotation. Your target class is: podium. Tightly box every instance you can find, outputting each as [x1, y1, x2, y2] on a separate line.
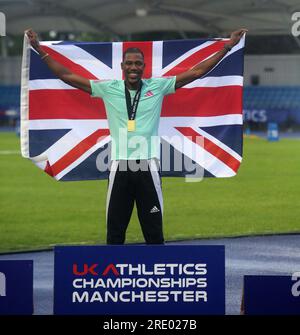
[54, 245, 225, 315]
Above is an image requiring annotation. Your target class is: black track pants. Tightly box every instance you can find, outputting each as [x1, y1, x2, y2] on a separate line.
[106, 159, 164, 245]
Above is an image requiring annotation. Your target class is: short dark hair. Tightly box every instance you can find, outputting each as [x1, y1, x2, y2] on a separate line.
[122, 47, 144, 61]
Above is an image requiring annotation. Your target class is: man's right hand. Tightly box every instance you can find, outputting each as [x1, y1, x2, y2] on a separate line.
[24, 28, 92, 94]
[25, 29, 42, 53]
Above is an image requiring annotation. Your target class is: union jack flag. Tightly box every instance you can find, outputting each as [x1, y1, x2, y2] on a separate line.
[20, 34, 245, 181]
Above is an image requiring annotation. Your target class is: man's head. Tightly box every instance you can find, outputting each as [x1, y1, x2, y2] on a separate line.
[121, 48, 145, 88]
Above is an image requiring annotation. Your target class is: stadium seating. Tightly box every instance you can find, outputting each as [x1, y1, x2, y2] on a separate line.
[0, 85, 21, 122]
[0, 85, 21, 109]
[243, 86, 300, 111]
[243, 86, 300, 125]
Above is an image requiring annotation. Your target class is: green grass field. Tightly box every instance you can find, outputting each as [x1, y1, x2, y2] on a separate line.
[0, 132, 300, 253]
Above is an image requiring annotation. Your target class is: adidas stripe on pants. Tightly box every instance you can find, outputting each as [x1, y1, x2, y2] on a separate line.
[106, 159, 164, 245]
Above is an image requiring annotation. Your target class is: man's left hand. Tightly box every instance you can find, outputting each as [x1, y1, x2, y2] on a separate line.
[227, 28, 248, 48]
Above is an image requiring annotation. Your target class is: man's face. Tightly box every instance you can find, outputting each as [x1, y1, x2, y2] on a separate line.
[121, 52, 145, 85]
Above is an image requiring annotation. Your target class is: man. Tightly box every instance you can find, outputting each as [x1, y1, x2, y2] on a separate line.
[26, 28, 247, 245]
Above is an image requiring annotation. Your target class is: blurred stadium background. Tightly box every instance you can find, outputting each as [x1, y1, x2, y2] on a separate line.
[0, 0, 300, 253]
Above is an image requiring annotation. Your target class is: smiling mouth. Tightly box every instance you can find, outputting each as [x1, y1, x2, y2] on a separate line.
[128, 73, 139, 79]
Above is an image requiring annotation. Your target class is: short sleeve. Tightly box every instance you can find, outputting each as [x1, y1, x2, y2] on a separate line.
[155, 76, 176, 96]
[90, 80, 111, 98]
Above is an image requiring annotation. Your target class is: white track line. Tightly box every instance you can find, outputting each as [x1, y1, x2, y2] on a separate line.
[0, 150, 20, 155]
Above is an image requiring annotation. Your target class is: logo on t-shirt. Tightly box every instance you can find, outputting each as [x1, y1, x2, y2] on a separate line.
[145, 90, 154, 97]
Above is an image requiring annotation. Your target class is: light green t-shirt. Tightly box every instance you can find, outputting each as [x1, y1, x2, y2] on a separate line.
[90, 77, 176, 160]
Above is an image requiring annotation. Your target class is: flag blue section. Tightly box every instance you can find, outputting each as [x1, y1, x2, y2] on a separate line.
[60, 142, 215, 181]
[200, 125, 243, 156]
[60, 145, 110, 181]
[29, 129, 71, 157]
[162, 39, 207, 68]
[76, 43, 112, 68]
[160, 141, 215, 178]
[24, 37, 245, 180]
[30, 50, 57, 80]
[202, 49, 244, 77]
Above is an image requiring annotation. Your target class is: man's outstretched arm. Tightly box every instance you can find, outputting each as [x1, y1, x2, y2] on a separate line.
[25, 29, 91, 94]
[175, 28, 248, 90]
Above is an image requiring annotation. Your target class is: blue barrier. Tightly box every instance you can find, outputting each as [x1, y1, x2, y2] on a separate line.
[54, 245, 225, 315]
[244, 275, 300, 315]
[267, 122, 279, 141]
[0, 260, 33, 315]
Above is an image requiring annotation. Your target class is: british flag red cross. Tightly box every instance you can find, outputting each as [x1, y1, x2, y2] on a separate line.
[20, 34, 245, 181]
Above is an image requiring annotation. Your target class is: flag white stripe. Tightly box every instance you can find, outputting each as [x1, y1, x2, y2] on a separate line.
[28, 121, 109, 165]
[194, 127, 242, 161]
[28, 119, 109, 130]
[152, 41, 163, 77]
[184, 75, 243, 88]
[28, 116, 241, 133]
[20, 34, 31, 158]
[161, 132, 236, 177]
[40, 41, 63, 46]
[27, 115, 241, 176]
[29, 79, 75, 90]
[29, 75, 243, 90]
[161, 36, 245, 76]
[46, 128, 99, 164]
[112, 43, 123, 79]
[28, 129, 95, 164]
[159, 115, 243, 132]
[55, 136, 111, 180]
[160, 119, 242, 176]
[28, 116, 241, 131]
[202, 149, 236, 177]
[34, 160, 47, 170]
[161, 41, 216, 75]
[25, 37, 245, 180]
[46, 44, 113, 79]
[194, 37, 245, 79]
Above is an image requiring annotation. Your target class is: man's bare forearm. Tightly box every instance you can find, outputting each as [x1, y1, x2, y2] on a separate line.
[175, 29, 247, 89]
[175, 46, 230, 89]
[25, 29, 91, 93]
[191, 45, 230, 78]
[36, 46, 73, 79]
[191, 28, 247, 78]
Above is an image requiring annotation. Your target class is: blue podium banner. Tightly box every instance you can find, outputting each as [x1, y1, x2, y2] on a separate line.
[0, 260, 33, 315]
[244, 275, 300, 315]
[54, 245, 225, 315]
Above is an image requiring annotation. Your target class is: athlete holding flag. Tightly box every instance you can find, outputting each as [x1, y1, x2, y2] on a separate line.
[25, 28, 247, 245]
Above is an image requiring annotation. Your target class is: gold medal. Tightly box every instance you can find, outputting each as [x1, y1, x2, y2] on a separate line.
[127, 120, 136, 132]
